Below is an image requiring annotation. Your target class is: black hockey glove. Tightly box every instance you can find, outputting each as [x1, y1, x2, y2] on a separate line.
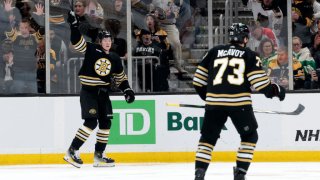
[67, 11, 79, 28]
[124, 88, 135, 103]
[272, 83, 286, 101]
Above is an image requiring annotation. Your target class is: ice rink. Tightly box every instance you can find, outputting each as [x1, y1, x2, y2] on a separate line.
[0, 162, 319, 180]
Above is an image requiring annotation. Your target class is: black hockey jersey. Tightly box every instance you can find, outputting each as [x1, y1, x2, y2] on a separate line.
[193, 44, 274, 110]
[70, 27, 130, 91]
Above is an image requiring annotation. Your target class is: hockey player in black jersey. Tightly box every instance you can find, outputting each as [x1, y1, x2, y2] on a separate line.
[63, 11, 135, 168]
[192, 23, 285, 180]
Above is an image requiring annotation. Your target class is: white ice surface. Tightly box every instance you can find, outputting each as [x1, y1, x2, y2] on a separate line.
[0, 162, 319, 180]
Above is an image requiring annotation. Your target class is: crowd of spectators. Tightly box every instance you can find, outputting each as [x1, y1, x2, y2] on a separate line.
[3, 0, 320, 94]
[0, 0, 198, 94]
[242, 0, 320, 90]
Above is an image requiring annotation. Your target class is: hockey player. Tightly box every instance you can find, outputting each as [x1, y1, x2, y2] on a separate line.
[192, 23, 285, 180]
[63, 11, 135, 168]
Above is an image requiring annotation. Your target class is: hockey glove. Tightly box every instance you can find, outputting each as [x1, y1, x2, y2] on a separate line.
[272, 83, 286, 101]
[124, 88, 135, 103]
[67, 11, 79, 28]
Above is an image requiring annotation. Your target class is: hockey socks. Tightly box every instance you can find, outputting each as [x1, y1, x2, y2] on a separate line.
[64, 125, 93, 168]
[93, 129, 114, 167]
[236, 142, 256, 172]
[95, 129, 110, 151]
[195, 142, 214, 170]
[71, 125, 93, 150]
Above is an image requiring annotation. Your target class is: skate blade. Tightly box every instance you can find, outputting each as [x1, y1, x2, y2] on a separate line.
[63, 156, 82, 168]
[93, 162, 115, 167]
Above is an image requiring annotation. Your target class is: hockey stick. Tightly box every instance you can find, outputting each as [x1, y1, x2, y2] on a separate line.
[166, 103, 305, 115]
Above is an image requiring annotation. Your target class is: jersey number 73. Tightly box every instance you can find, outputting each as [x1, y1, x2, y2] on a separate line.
[213, 57, 245, 86]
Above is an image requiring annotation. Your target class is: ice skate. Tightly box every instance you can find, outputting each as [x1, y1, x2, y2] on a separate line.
[233, 167, 247, 180]
[93, 151, 115, 167]
[194, 168, 206, 180]
[63, 146, 83, 168]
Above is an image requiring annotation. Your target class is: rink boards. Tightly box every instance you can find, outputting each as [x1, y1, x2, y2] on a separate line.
[0, 93, 319, 165]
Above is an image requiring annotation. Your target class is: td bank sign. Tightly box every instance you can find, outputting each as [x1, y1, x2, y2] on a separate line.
[109, 100, 155, 144]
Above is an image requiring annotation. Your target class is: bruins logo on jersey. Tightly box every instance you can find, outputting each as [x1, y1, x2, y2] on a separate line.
[95, 58, 111, 76]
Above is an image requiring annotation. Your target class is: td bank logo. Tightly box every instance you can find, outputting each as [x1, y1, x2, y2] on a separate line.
[109, 100, 155, 144]
[167, 112, 227, 131]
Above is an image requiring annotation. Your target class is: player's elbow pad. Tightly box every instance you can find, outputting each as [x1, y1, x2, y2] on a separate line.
[194, 86, 207, 101]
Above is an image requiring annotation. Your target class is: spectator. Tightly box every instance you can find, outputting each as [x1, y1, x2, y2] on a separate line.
[0, 39, 14, 93]
[131, 0, 152, 31]
[310, 15, 320, 88]
[144, 13, 170, 51]
[257, 38, 277, 71]
[84, 0, 104, 27]
[73, 0, 101, 42]
[292, 0, 314, 28]
[85, 0, 103, 16]
[311, 0, 320, 33]
[0, 0, 21, 48]
[311, 29, 320, 68]
[268, 47, 305, 89]
[151, 0, 187, 74]
[48, 0, 71, 58]
[35, 38, 58, 93]
[292, 36, 318, 89]
[241, 0, 284, 37]
[49, 28, 66, 93]
[103, 0, 127, 39]
[249, 22, 279, 51]
[5, 18, 42, 93]
[311, 19, 320, 47]
[292, 0, 314, 48]
[104, 18, 127, 58]
[176, 0, 192, 45]
[133, 29, 169, 92]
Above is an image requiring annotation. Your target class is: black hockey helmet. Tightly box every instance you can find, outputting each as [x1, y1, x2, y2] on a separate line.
[228, 23, 250, 43]
[98, 30, 112, 40]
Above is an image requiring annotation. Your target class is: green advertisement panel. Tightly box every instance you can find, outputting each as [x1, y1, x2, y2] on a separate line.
[109, 100, 156, 144]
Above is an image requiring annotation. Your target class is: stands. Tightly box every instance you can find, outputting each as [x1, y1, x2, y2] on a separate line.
[0, 0, 319, 94]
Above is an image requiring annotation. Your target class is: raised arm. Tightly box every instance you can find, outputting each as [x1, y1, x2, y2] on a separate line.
[67, 11, 87, 53]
